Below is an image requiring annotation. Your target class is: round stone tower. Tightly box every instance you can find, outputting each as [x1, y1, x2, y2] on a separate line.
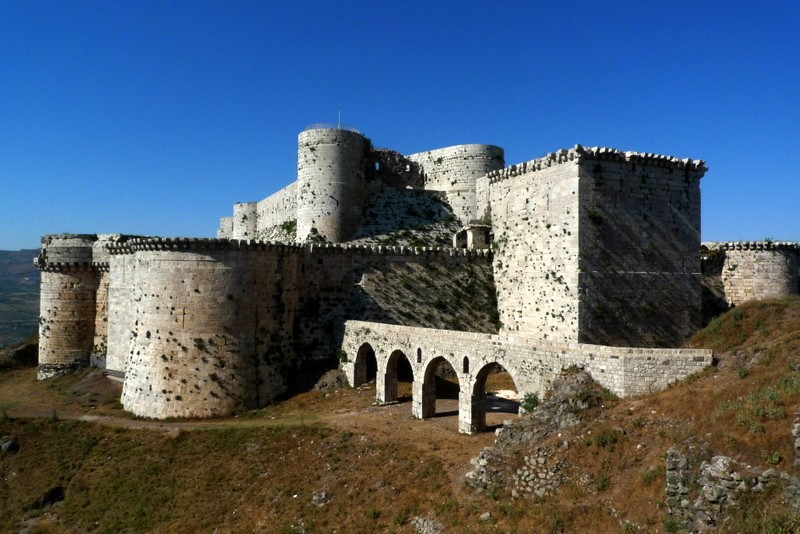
[714, 242, 800, 305]
[36, 234, 101, 379]
[407, 144, 505, 224]
[296, 125, 369, 242]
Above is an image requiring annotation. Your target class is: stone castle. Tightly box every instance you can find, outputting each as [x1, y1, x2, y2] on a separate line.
[35, 125, 800, 433]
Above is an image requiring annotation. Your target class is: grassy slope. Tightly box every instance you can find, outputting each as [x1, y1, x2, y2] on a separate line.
[1, 298, 799, 532]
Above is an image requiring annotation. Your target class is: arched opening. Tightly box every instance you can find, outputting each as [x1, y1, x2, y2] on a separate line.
[421, 357, 460, 420]
[383, 349, 414, 403]
[354, 343, 377, 386]
[471, 362, 520, 432]
[416, 348, 422, 364]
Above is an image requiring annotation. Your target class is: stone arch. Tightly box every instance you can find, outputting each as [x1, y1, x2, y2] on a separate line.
[468, 362, 521, 433]
[354, 342, 378, 386]
[419, 356, 460, 420]
[379, 349, 414, 404]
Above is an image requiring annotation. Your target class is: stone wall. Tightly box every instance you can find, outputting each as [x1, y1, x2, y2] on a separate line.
[105, 245, 135, 379]
[232, 202, 257, 239]
[340, 320, 712, 433]
[485, 146, 706, 347]
[704, 242, 800, 305]
[666, 443, 800, 530]
[120, 239, 296, 418]
[407, 144, 504, 224]
[296, 127, 370, 242]
[90, 237, 493, 419]
[36, 234, 101, 379]
[576, 150, 705, 347]
[256, 182, 296, 238]
[488, 156, 581, 341]
[217, 217, 233, 239]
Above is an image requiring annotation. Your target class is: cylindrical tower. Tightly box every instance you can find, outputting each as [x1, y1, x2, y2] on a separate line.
[407, 144, 505, 224]
[121, 238, 262, 418]
[717, 242, 800, 305]
[232, 202, 257, 239]
[36, 234, 100, 379]
[296, 126, 369, 242]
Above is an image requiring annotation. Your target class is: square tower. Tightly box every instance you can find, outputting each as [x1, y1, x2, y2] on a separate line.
[483, 146, 706, 347]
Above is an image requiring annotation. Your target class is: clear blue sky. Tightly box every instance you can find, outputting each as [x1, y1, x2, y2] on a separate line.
[2, 1, 798, 250]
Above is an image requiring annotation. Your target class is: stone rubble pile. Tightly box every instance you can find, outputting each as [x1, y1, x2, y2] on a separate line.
[465, 369, 599, 498]
[666, 441, 800, 531]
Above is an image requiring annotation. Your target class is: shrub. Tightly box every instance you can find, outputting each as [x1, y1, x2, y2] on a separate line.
[521, 392, 539, 412]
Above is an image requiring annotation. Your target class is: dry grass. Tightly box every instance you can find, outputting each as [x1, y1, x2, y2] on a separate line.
[1, 298, 799, 532]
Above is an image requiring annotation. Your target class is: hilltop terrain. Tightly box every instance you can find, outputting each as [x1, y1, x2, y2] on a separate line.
[1, 298, 799, 532]
[0, 249, 39, 347]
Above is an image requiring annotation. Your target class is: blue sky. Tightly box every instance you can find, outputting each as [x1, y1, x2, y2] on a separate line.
[2, 1, 798, 250]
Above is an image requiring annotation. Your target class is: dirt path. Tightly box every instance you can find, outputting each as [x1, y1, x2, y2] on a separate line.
[0, 368, 511, 479]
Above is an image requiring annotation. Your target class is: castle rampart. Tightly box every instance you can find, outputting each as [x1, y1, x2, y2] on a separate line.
[256, 182, 297, 237]
[704, 242, 800, 305]
[120, 239, 294, 418]
[38, 234, 494, 418]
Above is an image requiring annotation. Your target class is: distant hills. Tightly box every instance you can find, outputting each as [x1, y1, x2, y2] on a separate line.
[0, 249, 40, 347]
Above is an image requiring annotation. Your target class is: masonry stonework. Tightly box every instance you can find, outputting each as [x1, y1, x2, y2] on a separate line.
[36, 124, 797, 430]
[407, 144, 504, 224]
[704, 242, 800, 305]
[340, 321, 711, 433]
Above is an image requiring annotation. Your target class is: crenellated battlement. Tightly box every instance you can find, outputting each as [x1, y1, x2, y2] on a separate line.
[703, 241, 800, 251]
[103, 235, 494, 259]
[486, 145, 706, 184]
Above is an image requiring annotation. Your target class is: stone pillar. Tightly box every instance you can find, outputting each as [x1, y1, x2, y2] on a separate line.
[458, 386, 480, 434]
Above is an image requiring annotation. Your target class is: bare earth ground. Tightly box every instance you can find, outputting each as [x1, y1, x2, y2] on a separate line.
[0, 368, 515, 477]
[3, 299, 799, 532]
